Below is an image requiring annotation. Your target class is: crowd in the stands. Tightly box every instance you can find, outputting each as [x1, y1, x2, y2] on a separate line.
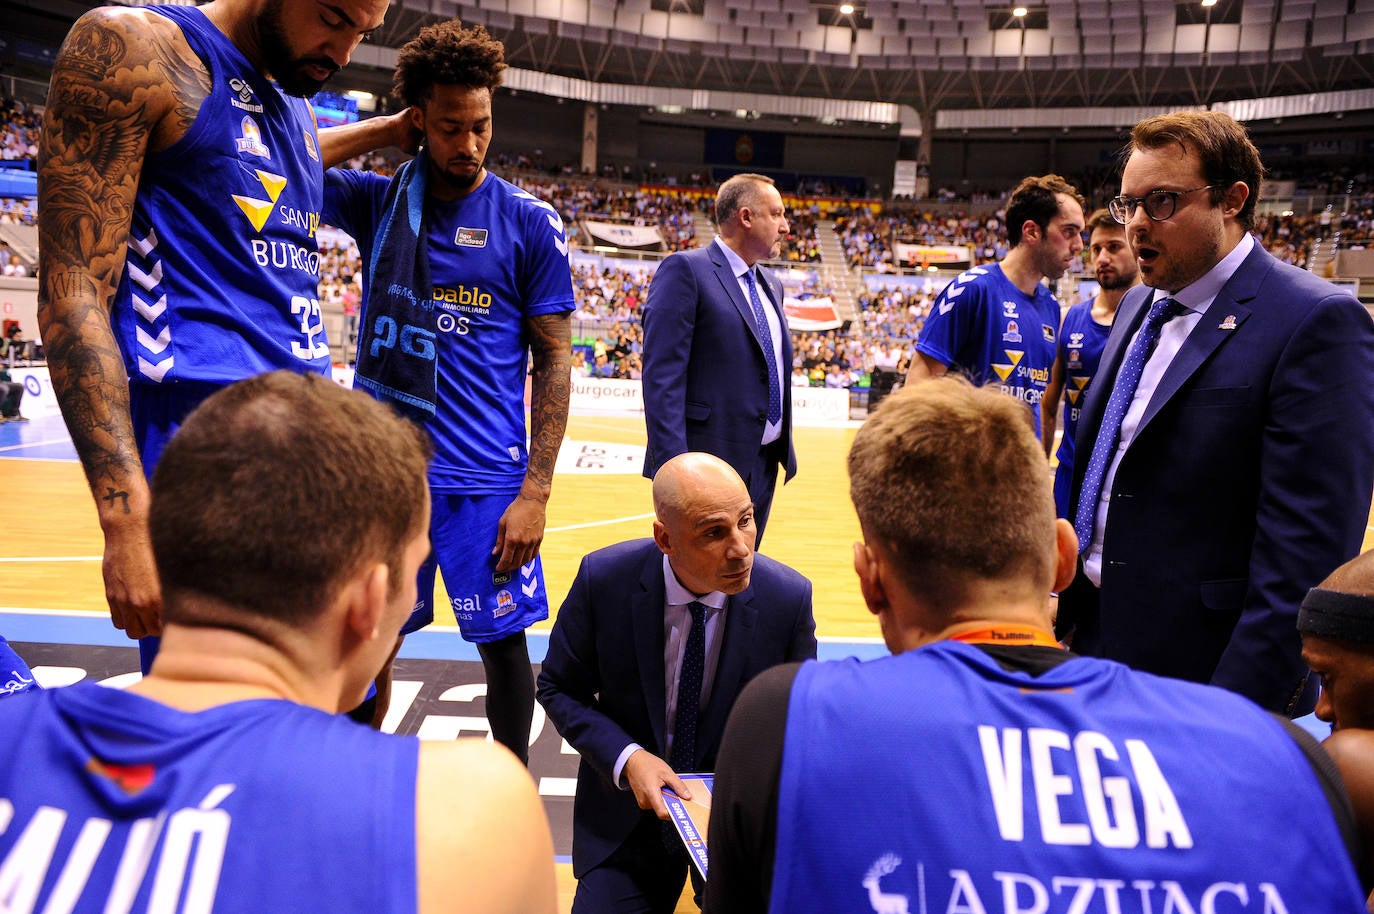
[3, 99, 1372, 389]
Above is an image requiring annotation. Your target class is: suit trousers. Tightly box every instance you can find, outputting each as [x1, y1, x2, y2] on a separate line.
[572, 815, 698, 914]
[746, 445, 781, 548]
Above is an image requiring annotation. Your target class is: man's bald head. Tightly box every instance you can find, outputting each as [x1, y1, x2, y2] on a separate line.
[652, 453, 746, 523]
[652, 453, 756, 596]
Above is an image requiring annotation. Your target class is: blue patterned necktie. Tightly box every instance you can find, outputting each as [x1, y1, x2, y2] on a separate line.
[669, 601, 707, 773]
[744, 270, 783, 426]
[1073, 296, 1185, 549]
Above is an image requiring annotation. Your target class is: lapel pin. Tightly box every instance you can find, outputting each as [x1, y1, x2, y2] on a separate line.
[1219, 315, 1238, 331]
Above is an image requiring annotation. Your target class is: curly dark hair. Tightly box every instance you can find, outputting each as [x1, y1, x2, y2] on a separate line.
[393, 21, 507, 107]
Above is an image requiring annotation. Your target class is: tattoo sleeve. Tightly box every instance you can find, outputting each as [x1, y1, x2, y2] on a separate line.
[37, 9, 205, 522]
[523, 312, 573, 497]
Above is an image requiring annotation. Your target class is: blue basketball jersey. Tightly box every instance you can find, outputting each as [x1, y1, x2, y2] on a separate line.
[916, 264, 1058, 436]
[0, 683, 418, 912]
[111, 6, 331, 387]
[325, 169, 574, 493]
[1052, 300, 1112, 517]
[770, 641, 1365, 914]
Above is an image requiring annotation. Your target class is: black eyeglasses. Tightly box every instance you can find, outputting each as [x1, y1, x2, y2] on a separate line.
[1108, 185, 1217, 224]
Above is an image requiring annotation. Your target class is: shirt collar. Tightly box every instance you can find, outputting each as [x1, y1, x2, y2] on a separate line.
[1157, 232, 1255, 315]
[662, 553, 729, 611]
[714, 236, 753, 281]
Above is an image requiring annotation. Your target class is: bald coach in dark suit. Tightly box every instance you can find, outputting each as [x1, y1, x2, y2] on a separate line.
[538, 453, 815, 913]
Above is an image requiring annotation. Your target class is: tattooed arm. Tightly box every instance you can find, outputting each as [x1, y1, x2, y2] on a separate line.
[492, 312, 572, 573]
[37, 8, 207, 639]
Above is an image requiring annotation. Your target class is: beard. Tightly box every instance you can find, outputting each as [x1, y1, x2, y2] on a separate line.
[258, 0, 339, 97]
[1097, 267, 1139, 290]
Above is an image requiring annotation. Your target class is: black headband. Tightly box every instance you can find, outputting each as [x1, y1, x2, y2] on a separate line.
[1297, 587, 1374, 643]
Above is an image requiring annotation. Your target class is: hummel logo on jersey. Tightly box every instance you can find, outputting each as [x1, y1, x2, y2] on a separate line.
[456, 227, 488, 248]
[228, 77, 264, 113]
[1002, 300, 1018, 318]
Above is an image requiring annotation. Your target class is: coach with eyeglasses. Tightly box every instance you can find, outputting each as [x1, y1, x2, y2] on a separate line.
[1056, 110, 1374, 716]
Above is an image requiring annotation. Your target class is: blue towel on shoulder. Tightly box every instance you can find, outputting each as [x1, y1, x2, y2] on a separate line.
[356, 150, 438, 418]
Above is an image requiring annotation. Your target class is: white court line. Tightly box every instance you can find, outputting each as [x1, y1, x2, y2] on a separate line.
[0, 555, 101, 563]
[547, 512, 654, 533]
[0, 439, 76, 455]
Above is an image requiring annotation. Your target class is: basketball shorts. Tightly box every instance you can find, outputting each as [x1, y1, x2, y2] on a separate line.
[403, 491, 550, 642]
[129, 381, 225, 674]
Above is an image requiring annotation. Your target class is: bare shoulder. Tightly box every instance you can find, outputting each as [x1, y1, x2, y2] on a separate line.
[415, 740, 556, 914]
[1325, 730, 1374, 780]
[50, 6, 209, 149]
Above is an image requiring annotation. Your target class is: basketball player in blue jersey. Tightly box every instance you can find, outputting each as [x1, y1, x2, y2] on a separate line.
[1040, 208, 1140, 517]
[319, 23, 574, 752]
[704, 378, 1370, 914]
[0, 371, 557, 914]
[908, 175, 1085, 438]
[37, 0, 390, 673]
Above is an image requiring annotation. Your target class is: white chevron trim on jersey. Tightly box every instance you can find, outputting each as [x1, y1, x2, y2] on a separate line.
[132, 293, 168, 323]
[136, 325, 172, 355]
[127, 228, 159, 259]
[138, 354, 174, 383]
[126, 260, 163, 292]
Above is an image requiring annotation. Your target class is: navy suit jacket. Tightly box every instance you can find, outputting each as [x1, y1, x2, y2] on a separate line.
[536, 538, 816, 877]
[640, 242, 798, 484]
[1063, 243, 1374, 713]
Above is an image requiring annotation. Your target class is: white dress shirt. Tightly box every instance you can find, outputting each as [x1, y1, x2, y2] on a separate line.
[715, 236, 786, 446]
[612, 555, 729, 786]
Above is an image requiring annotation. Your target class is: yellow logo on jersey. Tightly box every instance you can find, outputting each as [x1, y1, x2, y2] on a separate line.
[232, 170, 287, 233]
[1067, 376, 1090, 405]
[991, 350, 1023, 383]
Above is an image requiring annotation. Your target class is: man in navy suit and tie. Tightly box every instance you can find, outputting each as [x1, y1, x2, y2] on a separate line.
[537, 452, 816, 913]
[1059, 110, 1374, 715]
[642, 174, 797, 544]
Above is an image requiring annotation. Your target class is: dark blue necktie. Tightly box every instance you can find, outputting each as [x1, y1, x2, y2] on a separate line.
[669, 601, 707, 773]
[744, 271, 783, 426]
[1074, 296, 1184, 549]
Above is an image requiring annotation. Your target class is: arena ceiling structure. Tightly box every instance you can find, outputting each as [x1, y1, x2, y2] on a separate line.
[10, 0, 1374, 130]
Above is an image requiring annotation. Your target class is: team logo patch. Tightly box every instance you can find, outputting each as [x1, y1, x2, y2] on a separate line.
[455, 227, 489, 248]
[1041, 323, 1055, 343]
[494, 589, 516, 619]
[1002, 320, 1022, 343]
[492, 570, 512, 586]
[235, 116, 271, 159]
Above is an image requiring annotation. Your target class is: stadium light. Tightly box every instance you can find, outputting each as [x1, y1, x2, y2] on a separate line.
[1012, 6, 1027, 16]
[840, 3, 855, 13]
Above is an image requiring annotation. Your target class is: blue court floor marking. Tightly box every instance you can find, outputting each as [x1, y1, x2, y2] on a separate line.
[0, 413, 80, 461]
[0, 609, 890, 665]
